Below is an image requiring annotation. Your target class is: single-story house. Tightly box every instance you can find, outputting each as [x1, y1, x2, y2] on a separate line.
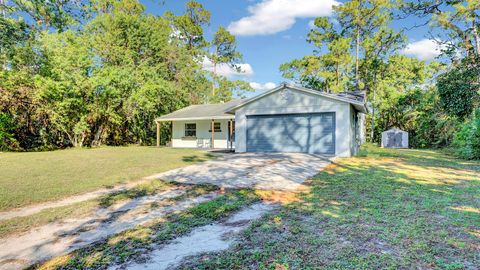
[155, 84, 368, 157]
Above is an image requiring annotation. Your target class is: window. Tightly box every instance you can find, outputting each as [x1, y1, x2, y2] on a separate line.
[209, 122, 221, 132]
[184, 123, 196, 137]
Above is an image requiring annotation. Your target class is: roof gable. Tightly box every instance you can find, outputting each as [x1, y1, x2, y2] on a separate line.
[228, 84, 368, 113]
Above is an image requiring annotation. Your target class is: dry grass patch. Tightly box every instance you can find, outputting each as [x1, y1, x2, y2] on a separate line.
[0, 180, 210, 238]
[177, 145, 480, 269]
[30, 189, 260, 270]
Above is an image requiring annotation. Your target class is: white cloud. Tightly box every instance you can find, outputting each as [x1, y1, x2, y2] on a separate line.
[308, 20, 316, 29]
[202, 57, 254, 78]
[249, 82, 277, 91]
[228, 0, 340, 36]
[400, 39, 445, 60]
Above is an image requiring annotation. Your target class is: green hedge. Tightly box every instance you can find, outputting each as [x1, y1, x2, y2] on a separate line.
[453, 109, 480, 159]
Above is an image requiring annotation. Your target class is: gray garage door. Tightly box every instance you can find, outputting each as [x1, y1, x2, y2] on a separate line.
[246, 112, 335, 154]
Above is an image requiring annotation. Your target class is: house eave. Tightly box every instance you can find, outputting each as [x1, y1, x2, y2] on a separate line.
[155, 115, 234, 122]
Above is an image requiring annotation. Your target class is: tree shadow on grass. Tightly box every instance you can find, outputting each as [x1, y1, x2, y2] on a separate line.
[99, 188, 149, 208]
[176, 150, 480, 269]
[182, 153, 216, 163]
[295, 158, 479, 268]
[27, 190, 259, 270]
[361, 146, 480, 172]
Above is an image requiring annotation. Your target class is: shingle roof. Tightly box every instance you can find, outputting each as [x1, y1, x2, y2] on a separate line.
[335, 91, 366, 103]
[155, 99, 241, 121]
[227, 84, 368, 114]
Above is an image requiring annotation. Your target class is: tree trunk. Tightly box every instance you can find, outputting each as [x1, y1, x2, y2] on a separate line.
[69, 134, 77, 147]
[212, 61, 216, 97]
[212, 47, 218, 99]
[335, 62, 340, 91]
[472, 19, 480, 57]
[371, 68, 377, 143]
[78, 133, 86, 148]
[92, 124, 105, 147]
[355, 27, 360, 90]
[66, 132, 79, 148]
[0, 0, 5, 18]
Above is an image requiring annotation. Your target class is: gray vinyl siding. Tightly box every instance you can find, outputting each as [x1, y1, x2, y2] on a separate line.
[246, 113, 335, 154]
[235, 86, 354, 157]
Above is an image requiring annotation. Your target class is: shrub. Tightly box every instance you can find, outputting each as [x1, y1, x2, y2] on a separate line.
[453, 110, 480, 159]
[0, 113, 19, 151]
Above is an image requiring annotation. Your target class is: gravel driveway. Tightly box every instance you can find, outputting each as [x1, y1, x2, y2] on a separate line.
[147, 152, 333, 191]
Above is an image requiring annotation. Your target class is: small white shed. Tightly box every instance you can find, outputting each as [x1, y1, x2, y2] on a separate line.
[381, 128, 408, 149]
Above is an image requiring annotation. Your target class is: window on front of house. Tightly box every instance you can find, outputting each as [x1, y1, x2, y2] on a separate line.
[209, 122, 221, 132]
[184, 123, 196, 137]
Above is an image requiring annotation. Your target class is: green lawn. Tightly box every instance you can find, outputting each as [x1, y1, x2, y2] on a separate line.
[178, 145, 480, 269]
[0, 147, 213, 211]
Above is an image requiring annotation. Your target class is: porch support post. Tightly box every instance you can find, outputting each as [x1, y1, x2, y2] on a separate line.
[156, 121, 161, 147]
[211, 119, 215, 148]
[229, 119, 233, 150]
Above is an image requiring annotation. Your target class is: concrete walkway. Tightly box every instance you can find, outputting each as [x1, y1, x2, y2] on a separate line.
[147, 153, 333, 191]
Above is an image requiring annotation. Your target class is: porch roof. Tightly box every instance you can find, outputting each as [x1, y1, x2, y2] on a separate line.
[155, 99, 242, 122]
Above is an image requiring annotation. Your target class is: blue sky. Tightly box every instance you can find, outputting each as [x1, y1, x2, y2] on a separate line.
[141, 0, 441, 95]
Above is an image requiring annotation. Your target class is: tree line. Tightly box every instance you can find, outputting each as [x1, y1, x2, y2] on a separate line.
[0, 0, 250, 150]
[281, 0, 479, 158]
[1, 0, 479, 158]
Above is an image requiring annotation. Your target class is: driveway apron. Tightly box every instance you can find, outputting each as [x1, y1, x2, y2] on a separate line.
[147, 153, 333, 191]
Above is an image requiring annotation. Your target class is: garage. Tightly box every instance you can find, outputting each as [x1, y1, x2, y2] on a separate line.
[246, 112, 335, 154]
[227, 84, 368, 157]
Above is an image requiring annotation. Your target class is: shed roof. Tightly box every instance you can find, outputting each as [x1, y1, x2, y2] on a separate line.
[155, 99, 241, 122]
[382, 128, 407, 133]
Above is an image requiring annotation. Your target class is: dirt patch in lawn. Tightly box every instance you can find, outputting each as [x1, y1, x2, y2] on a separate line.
[0, 179, 167, 222]
[0, 185, 219, 270]
[112, 202, 276, 270]
[29, 190, 261, 270]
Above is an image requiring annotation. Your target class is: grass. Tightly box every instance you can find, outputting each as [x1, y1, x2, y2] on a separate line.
[31, 189, 260, 270]
[177, 145, 480, 269]
[0, 200, 99, 238]
[98, 179, 176, 207]
[0, 179, 187, 237]
[0, 146, 213, 211]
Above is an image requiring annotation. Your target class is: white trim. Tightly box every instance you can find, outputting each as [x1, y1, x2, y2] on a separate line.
[156, 115, 234, 122]
[171, 119, 232, 149]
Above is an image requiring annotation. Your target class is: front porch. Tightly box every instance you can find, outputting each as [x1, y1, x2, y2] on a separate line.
[154, 100, 241, 150]
[156, 118, 235, 150]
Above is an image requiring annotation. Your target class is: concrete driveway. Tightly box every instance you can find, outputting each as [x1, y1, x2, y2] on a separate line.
[146, 153, 333, 191]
